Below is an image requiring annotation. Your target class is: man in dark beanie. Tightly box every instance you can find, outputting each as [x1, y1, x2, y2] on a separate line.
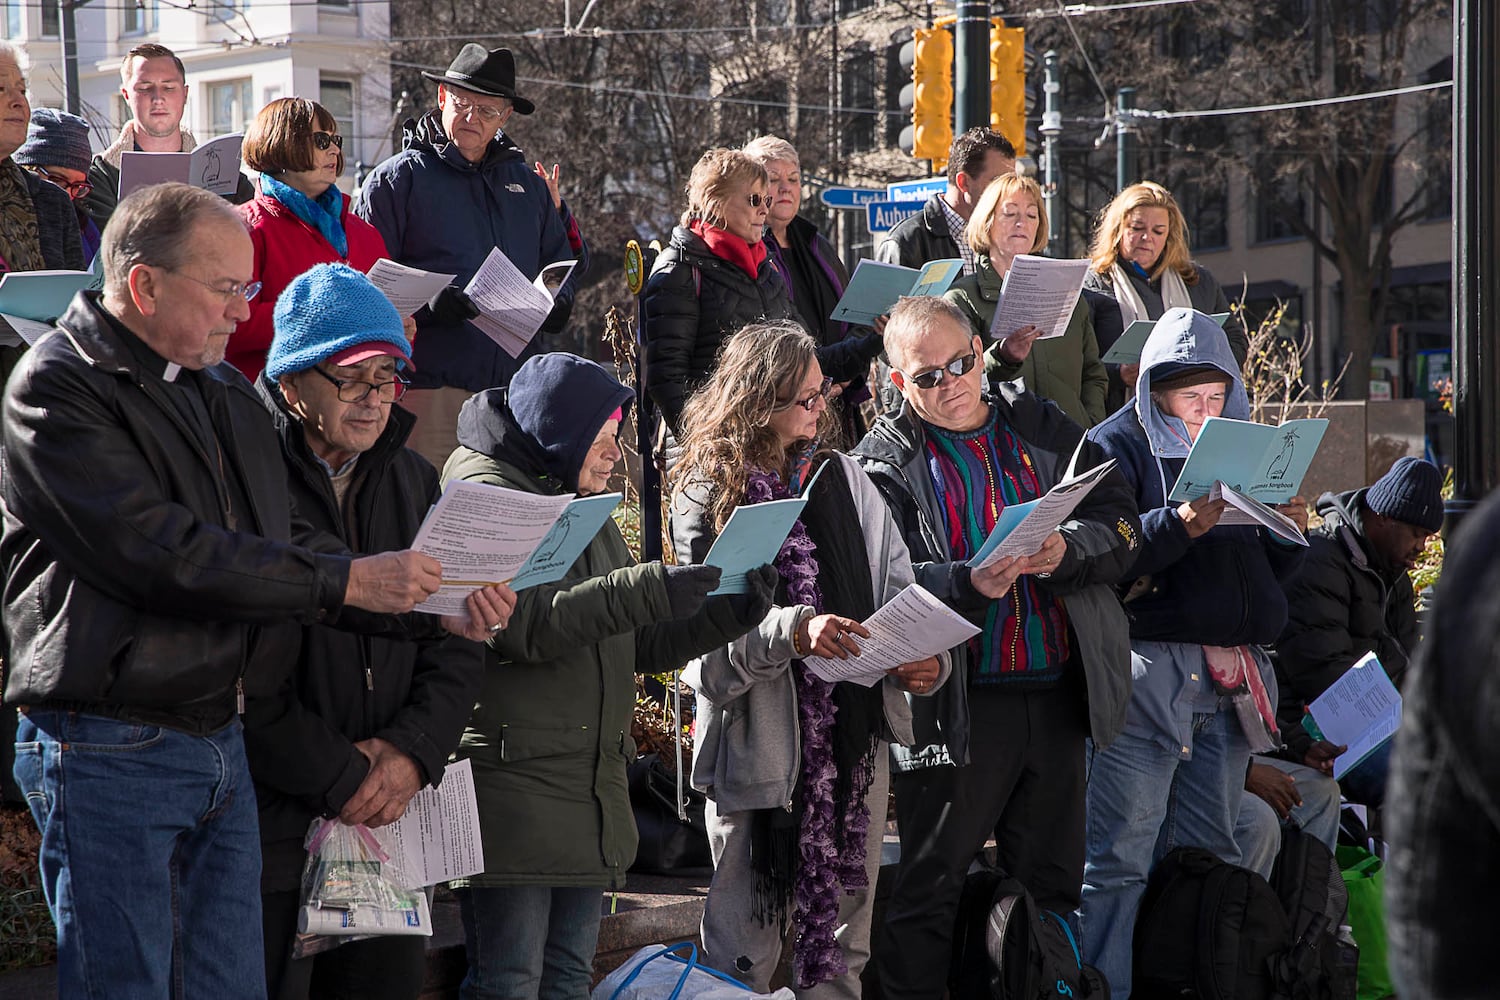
[1274, 454, 1444, 806]
[14, 108, 101, 264]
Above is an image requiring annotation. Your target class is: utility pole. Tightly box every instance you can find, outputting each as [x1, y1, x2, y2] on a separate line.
[60, 0, 89, 116]
[1447, 0, 1500, 531]
[1041, 49, 1064, 254]
[1115, 86, 1137, 192]
[953, 0, 990, 134]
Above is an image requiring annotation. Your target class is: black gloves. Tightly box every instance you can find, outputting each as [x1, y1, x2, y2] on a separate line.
[663, 564, 722, 619]
[427, 285, 480, 324]
[726, 563, 780, 627]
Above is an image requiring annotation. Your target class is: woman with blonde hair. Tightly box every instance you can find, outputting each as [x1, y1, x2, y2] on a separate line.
[644, 148, 794, 437]
[1085, 180, 1243, 373]
[944, 172, 1108, 427]
[670, 321, 946, 999]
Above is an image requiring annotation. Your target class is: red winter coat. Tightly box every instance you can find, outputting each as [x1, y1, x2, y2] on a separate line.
[230, 190, 390, 380]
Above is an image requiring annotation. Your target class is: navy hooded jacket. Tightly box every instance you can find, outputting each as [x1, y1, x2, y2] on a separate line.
[1086, 308, 1304, 647]
[355, 111, 585, 393]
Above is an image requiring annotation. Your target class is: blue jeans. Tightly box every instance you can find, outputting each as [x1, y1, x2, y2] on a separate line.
[1080, 710, 1250, 999]
[1233, 757, 1344, 879]
[12, 709, 265, 1000]
[455, 885, 603, 1000]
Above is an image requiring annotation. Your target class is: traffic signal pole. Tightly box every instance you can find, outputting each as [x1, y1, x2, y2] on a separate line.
[1041, 50, 1064, 253]
[954, 0, 990, 134]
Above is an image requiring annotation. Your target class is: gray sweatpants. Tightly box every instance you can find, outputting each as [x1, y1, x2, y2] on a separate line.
[701, 747, 890, 1000]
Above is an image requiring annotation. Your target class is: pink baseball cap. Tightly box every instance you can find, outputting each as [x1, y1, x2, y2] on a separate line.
[328, 341, 415, 370]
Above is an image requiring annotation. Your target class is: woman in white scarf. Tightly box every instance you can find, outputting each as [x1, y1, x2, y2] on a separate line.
[1085, 181, 1244, 390]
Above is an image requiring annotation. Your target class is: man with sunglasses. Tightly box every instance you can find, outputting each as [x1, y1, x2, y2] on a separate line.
[246, 262, 491, 998]
[853, 295, 1139, 1000]
[82, 42, 255, 226]
[356, 44, 586, 468]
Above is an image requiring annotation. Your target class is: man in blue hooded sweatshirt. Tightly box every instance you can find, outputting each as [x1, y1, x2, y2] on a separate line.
[1079, 308, 1309, 997]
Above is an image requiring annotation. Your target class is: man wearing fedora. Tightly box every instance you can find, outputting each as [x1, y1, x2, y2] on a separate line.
[355, 45, 587, 469]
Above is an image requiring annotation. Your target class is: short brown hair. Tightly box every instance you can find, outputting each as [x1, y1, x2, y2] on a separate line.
[965, 173, 1048, 256]
[121, 43, 185, 83]
[242, 98, 344, 177]
[946, 127, 1016, 187]
[681, 148, 767, 228]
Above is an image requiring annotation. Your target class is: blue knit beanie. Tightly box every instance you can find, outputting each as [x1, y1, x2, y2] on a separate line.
[14, 109, 94, 175]
[267, 263, 412, 381]
[1365, 456, 1443, 533]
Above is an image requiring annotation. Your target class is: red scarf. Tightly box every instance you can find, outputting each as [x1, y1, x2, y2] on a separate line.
[690, 219, 767, 279]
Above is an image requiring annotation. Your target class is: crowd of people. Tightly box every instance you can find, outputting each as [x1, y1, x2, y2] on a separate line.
[0, 33, 1455, 1000]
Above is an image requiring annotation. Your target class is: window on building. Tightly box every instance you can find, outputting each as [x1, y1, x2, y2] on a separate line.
[123, 0, 158, 35]
[1252, 159, 1306, 244]
[320, 77, 355, 153]
[2, 2, 20, 38]
[207, 78, 254, 136]
[842, 48, 876, 154]
[41, 0, 60, 36]
[839, 0, 875, 14]
[719, 79, 788, 142]
[1423, 57, 1452, 220]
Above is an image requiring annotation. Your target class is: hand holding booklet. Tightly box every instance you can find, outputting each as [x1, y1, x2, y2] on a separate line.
[987, 255, 1090, 342]
[967, 459, 1118, 569]
[828, 258, 963, 327]
[464, 250, 575, 358]
[802, 583, 978, 687]
[409, 480, 621, 614]
[1168, 416, 1328, 505]
[1304, 652, 1401, 779]
[702, 461, 828, 595]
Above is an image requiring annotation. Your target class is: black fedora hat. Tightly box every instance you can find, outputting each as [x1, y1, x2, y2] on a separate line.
[422, 44, 535, 115]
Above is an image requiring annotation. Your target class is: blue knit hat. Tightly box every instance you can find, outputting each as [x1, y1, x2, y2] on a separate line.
[266, 263, 412, 381]
[14, 109, 94, 175]
[1365, 456, 1443, 533]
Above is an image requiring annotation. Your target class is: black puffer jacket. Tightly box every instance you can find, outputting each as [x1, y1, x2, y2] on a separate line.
[1274, 488, 1416, 743]
[0, 292, 351, 735]
[642, 225, 794, 434]
[243, 376, 485, 891]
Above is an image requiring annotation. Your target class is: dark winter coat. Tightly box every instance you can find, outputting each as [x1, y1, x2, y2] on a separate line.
[354, 111, 585, 392]
[875, 193, 960, 270]
[243, 376, 485, 891]
[1084, 263, 1246, 368]
[853, 385, 1139, 765]
[642, 225, 794, 434]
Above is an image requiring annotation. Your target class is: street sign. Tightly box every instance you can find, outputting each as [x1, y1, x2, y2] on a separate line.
[887, 177, 947, 202]
[819, 186, 885, 210]
[867, 200, 923, 235]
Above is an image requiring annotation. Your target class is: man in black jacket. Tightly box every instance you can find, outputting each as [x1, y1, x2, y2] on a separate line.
[1, 184, 492, 1000]
[875, 127, 1015, 275]
[1275, 456, 1442, 807]
[246, 263, 497, 998]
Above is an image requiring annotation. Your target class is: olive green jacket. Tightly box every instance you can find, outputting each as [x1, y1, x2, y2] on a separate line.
[945, 254, 1109, 428]
[444, 446, 743, 889]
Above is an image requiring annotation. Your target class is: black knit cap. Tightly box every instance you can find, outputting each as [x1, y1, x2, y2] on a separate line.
[1365, 456, 1443, 533]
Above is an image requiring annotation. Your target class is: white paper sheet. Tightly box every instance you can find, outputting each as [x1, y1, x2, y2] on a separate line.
[987, 255, 1091, 342]
[383, 759, 486, 888]
[464, 250, 574, 358]
[968, 459, 1117, 569]
[803, 584, 979, 687]
[1307, 652, 1402, 779]
[410, 480, 576, 614]
[366, 258, 456, 317]
[1209, 482, 1308, 546]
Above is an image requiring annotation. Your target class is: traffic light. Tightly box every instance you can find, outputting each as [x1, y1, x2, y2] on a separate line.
[899, 26, 954, 165]
[989, 21, 1026, 156]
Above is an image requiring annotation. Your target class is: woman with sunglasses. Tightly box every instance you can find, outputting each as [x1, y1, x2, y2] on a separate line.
[670, 321, 947, 999]
[944, 173, 1108, 428]
[231, 97, 401, 381]
[644, 148, 794, 441]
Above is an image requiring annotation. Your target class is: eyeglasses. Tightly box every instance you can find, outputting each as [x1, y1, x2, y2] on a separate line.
[311, 131, 344, 151]
[169, 270, 262, 303]
[774, 377, 837, 412]
[446, 92, 509, 123]
[746, 193, 766, 207]
[309, 366, 410, 404]
[27, 167, 92, 201]
[903, 351, 978, 390]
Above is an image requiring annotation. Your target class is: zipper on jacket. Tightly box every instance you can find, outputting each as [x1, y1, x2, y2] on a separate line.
[365, 667, 374, 692]
[236, 677, 245, 715]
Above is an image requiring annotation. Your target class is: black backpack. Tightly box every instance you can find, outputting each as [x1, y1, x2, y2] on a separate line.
[951, 868, 1110, 1000]
[1268, 825, 1357, 1000]
[1132, 847, 1291, 1000]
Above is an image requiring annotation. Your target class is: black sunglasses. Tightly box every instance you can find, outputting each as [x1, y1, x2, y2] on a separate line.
[312, 131, 344, 151]
[904, 351, 978, 390]
[747, 193, 765, 207]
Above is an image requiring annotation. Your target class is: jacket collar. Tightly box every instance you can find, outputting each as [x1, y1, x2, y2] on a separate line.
[100, 120, 198, 170]
[402, 109, 525, 173]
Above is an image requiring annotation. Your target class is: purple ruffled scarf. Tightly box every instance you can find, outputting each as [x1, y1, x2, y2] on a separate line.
[746, 466, 876, 989]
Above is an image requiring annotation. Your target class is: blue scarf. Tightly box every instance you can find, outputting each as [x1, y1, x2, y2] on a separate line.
[260, 172, 347, 257]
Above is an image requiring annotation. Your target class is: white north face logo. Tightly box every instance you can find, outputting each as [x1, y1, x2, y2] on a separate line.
[506, 183, 526, 193]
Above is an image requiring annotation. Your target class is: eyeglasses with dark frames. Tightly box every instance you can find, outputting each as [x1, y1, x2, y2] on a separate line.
[309, 366, 410, 404]
[746, 193, 766, 207]
[902, 351, 978, 390]
[311, 131, 344, 151]
[27, 166, 92, 200]
[774, 376, 838, 412]
[168, 270, 262, 303]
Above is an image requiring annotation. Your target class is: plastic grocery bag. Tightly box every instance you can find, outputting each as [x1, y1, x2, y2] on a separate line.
[592, 943, 796, 1000]
[291, 818, 432, 958]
